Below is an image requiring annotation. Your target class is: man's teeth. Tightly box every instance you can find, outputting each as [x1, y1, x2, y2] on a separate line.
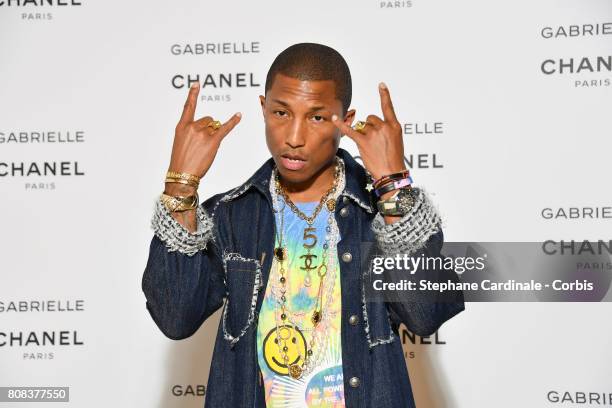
[287, 158, 303, 162]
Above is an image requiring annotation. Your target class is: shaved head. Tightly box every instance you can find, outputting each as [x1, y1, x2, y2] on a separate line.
[264, 42, 352, 116]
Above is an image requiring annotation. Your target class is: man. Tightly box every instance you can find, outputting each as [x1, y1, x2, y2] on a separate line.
[142, 42, 464, 407]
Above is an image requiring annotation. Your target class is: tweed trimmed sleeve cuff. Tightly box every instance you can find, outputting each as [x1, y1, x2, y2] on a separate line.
[370, 187, 442, 256]
[150, 196, 214, 256]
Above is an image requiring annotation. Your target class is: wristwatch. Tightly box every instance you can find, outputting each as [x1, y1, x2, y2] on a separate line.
[376, 186, 417, 216]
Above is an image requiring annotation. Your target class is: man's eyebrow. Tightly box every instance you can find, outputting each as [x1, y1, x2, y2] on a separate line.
[270, 99, 328, 112]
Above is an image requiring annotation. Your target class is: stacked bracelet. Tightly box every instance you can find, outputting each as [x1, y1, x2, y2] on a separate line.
[160, 192, 199, 212]
[373, 170, 410, 189]
[372, 170, 413, 198]
[374, 175, 413, 197]
[162, 170, 201, 212]
[165, 170, 201, 188]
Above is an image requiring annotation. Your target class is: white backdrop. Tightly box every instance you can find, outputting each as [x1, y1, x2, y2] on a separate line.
[1, 0, 611, 407]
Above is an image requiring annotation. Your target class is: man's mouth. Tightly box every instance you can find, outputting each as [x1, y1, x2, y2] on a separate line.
[280, 154, 307, 171]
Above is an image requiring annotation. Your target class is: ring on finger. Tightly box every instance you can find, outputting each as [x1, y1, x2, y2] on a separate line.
[207, 120, 222, 130]
[353, 120, 370, 134]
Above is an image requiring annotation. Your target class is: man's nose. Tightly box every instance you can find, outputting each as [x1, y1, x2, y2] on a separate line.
[285, 118, 306, 148]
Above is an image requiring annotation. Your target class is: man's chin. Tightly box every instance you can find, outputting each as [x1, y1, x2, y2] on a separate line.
[276, 168, 310, 185]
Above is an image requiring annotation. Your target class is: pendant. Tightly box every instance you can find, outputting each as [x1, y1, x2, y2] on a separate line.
[326, 198, 336, 212]
[274, 247, 287, 261]
[311, 311, 321, 326]
[289, 363, 303, 379]
[301, 226, 317, 288]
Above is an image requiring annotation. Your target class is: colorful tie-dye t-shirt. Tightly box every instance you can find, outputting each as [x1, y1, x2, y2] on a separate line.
[256, 200, 345, 407]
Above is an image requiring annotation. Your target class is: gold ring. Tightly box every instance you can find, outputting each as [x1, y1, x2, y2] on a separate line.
[353, 120, 368, 134]
[207, 120, 222, 130]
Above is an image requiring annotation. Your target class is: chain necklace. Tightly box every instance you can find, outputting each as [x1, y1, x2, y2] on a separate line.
[274, 158, 339, 287]
[269, 157, 343, 380]
[274, 158, 340, 225]
[270, 206, 338, 379]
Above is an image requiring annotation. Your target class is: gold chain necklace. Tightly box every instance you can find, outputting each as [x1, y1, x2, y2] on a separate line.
[270, 158, 341, 379]
[272, 204, 333, 379]
[274, 158, 340, 226]
[274, 158, 339, 287]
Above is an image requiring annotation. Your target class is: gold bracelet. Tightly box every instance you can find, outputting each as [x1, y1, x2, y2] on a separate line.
[165, 177, 199, 188]
[160, 192, 199, 212]
[166, 171, 200, 184]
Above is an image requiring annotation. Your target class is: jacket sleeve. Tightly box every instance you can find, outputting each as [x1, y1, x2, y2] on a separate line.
[141, 195, 227, 340]
[370, 187, 465, 337]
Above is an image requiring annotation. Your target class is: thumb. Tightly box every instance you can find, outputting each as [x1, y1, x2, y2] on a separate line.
[215, 112, 242, 140]
[331, 114, 362, 144]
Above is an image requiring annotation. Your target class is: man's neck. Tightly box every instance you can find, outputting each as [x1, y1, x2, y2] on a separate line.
[279, 158, 336, 203]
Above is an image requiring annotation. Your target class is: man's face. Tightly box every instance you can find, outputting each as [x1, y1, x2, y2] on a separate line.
[259, 72, 355, 186]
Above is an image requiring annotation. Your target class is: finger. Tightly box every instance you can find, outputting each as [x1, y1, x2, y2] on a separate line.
[366, 114, 384, 128]
[331, 114, 363, 143]
[214, 112, 242, 140]
[179, 82, 200, 125]
[193, 116, 214, 131]
[379, 82, 398, 123]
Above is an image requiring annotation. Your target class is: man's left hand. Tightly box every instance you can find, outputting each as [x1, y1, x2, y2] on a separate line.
[331, 82, 407, 181]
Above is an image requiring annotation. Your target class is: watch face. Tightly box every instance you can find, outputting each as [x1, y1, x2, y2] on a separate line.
[376, 187, 416, 216]
[396, 188, 416, 213]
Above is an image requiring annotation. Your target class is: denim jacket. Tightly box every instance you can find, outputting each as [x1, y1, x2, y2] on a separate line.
[142, 148, 465, 408]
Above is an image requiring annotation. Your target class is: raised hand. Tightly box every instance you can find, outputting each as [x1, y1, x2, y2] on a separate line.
[167, 82, 242, 189]
[331, 82, 406, 181]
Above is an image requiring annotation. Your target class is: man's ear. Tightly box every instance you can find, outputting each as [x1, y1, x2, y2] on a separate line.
[259, 95, 266, 117]
[341, 109, 356, 137]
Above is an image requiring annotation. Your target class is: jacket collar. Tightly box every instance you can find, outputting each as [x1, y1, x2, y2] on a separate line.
[226, 147, 374, 213]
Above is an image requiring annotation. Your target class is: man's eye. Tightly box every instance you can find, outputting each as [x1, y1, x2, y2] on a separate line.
[274, 110, 287, 117]
[312, 115, 324, 122]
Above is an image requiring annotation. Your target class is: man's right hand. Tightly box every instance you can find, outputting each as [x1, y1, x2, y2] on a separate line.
[165, 81, 242, 197]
